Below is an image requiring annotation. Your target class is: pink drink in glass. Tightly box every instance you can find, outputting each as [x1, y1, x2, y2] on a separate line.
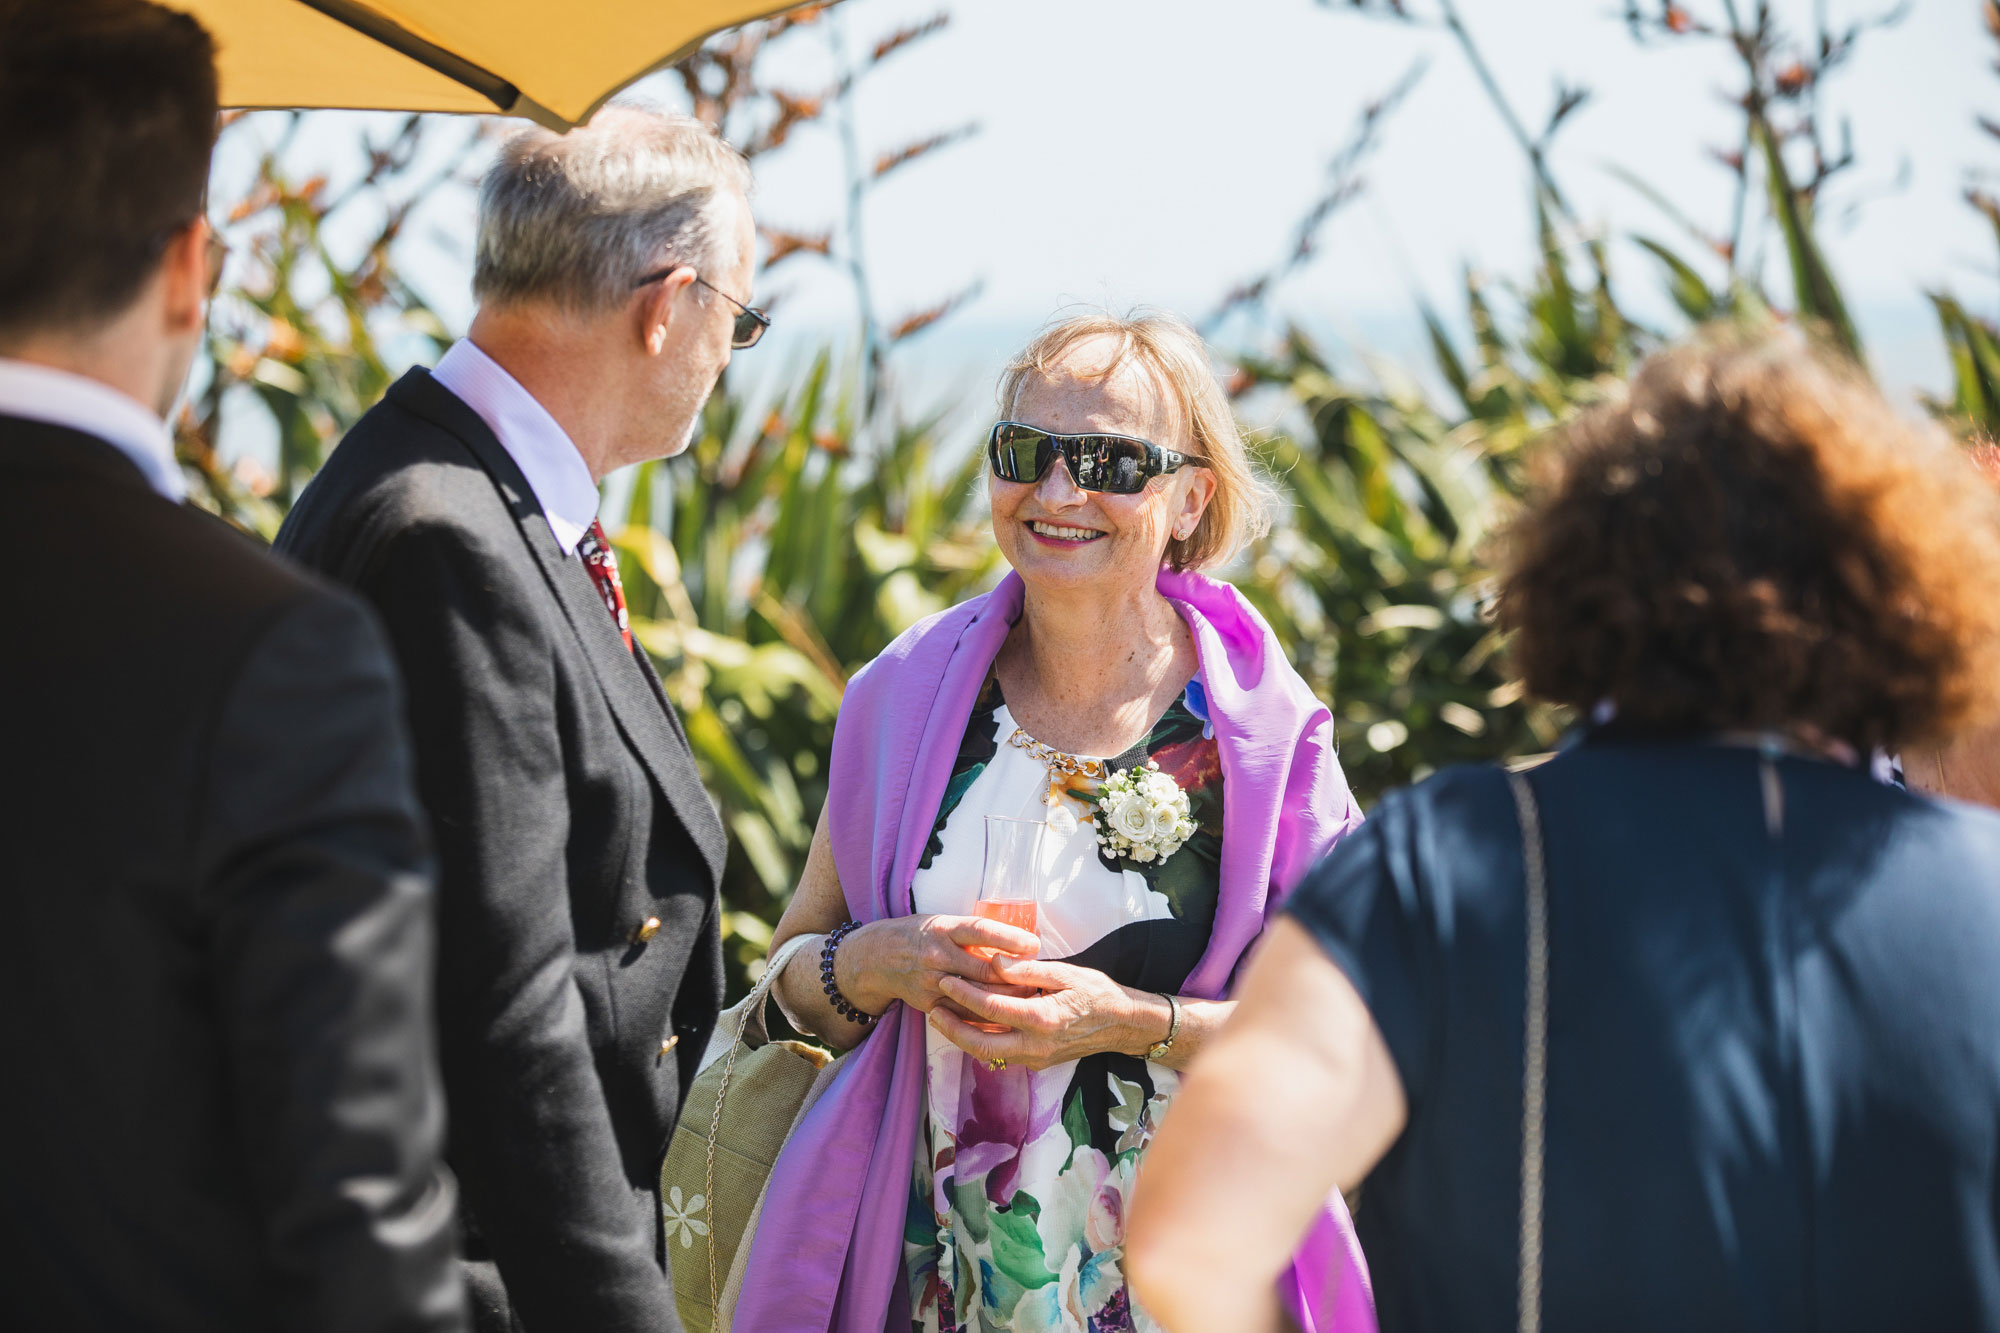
[969, 816, 1045, 1033]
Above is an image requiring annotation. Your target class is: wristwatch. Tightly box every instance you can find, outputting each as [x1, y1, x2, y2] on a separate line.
[1146, 992, 1181, 1061]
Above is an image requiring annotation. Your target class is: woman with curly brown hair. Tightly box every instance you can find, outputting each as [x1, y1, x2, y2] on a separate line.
[1127, 334, 2000, 1332]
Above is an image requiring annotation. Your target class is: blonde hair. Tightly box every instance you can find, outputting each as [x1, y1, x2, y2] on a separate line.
[996, 309, 1270, 572]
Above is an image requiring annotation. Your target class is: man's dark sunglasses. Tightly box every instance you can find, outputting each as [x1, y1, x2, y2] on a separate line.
[987, 421, 1210, 495]
[632, 265, 770, 349]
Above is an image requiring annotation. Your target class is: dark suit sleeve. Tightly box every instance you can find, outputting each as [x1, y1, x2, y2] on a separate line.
[358, 522, 678, 1332]
[194, 589, 467, 1333]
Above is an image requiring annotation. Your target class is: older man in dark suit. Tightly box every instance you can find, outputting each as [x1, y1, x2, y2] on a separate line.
[277, 109, 761, 1331]
[0, 3, 464, 1329]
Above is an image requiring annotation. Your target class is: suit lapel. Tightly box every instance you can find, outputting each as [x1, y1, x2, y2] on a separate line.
[386, 369, 729, 885]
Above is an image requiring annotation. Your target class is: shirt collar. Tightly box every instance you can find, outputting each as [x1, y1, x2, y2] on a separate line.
[430, 338, 600, 555]
[0, 358, 185, 503]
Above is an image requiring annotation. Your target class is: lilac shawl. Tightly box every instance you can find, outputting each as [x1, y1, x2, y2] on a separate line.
[734, 569, 1375, 1332]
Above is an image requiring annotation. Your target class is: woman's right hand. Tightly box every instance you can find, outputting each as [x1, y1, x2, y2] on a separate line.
[832, 913, 1041, 1018]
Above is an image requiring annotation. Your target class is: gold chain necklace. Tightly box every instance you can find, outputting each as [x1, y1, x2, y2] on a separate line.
[1007, 726, 1105, 803]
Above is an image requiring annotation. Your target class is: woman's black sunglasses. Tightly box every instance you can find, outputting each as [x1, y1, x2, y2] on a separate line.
[631, 265, 770, 349]
[987, 421, 1209, 495]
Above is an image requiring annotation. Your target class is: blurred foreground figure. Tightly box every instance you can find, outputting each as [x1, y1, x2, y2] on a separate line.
[1128, 333, 2000, 1332]
[278, 109, 752, 1331]
[0, 2, 464, 1328]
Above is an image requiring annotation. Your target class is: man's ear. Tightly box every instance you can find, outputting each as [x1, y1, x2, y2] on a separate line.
[160, 221, 208, 337]
[636, 266, 697, 356]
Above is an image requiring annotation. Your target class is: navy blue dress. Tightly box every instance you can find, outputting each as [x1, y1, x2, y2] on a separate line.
[1289, 731, 2000, 1332]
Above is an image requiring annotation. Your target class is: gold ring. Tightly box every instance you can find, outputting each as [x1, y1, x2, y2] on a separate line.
[986, 1057, 1006, 1072]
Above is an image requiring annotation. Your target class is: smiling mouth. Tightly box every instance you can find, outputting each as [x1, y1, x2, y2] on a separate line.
[1028, 520, 1105, 543]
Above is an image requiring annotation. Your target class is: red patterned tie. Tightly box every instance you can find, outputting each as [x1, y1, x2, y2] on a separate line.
[577, 519, 634, 653]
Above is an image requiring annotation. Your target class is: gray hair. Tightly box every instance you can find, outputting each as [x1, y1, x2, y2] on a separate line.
[474, 106, 752, 315]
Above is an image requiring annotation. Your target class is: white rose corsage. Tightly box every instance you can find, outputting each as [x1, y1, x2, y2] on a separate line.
[1091, 761, 1197, 865]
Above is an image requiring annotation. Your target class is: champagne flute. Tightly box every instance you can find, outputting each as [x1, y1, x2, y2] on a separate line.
[969, 815, 1045, 1033]
[975, 814, 1044, 942]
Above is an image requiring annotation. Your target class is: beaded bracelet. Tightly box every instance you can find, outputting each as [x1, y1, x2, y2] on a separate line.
[821, 920, 875, 1026]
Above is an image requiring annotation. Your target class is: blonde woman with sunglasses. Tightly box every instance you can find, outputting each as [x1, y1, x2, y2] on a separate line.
[737, 311, 1377, 1333]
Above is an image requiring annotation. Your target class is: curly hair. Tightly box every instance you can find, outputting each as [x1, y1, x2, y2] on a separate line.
[1498, 333, 2000, 753]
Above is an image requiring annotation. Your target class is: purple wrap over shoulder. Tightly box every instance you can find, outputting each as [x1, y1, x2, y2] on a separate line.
[733, 568, 1376, 1332]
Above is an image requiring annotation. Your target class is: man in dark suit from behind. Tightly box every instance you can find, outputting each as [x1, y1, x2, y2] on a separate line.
[277, 109, 751, 1331]
[0, 3, 466, 1330]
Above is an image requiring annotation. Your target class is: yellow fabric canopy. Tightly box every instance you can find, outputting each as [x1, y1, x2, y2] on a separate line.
[164, 0, 803, 131]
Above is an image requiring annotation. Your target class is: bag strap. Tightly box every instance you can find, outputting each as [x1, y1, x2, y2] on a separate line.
[1507, 770, 1549, 1333]
[736, 931, 818, 1051]
[703, 930, 820, 1323]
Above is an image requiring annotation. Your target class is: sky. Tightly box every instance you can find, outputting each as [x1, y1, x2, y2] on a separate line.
[216, 0, 1998, 451]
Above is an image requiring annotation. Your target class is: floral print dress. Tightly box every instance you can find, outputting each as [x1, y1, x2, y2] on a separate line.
[903, 671, 1224, 1333]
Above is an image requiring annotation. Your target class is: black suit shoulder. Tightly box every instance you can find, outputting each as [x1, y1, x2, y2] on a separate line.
[278, 392, 564, 705]
[283, 391, 532, 562]
[1, 420, 399, 805]
[15, 419, 359, 631]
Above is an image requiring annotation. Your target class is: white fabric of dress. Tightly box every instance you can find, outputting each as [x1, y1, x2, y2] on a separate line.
[904, 688, 1219, 1333]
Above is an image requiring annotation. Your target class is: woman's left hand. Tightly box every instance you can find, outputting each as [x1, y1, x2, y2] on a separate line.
[929, 958, 1165, 1070]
